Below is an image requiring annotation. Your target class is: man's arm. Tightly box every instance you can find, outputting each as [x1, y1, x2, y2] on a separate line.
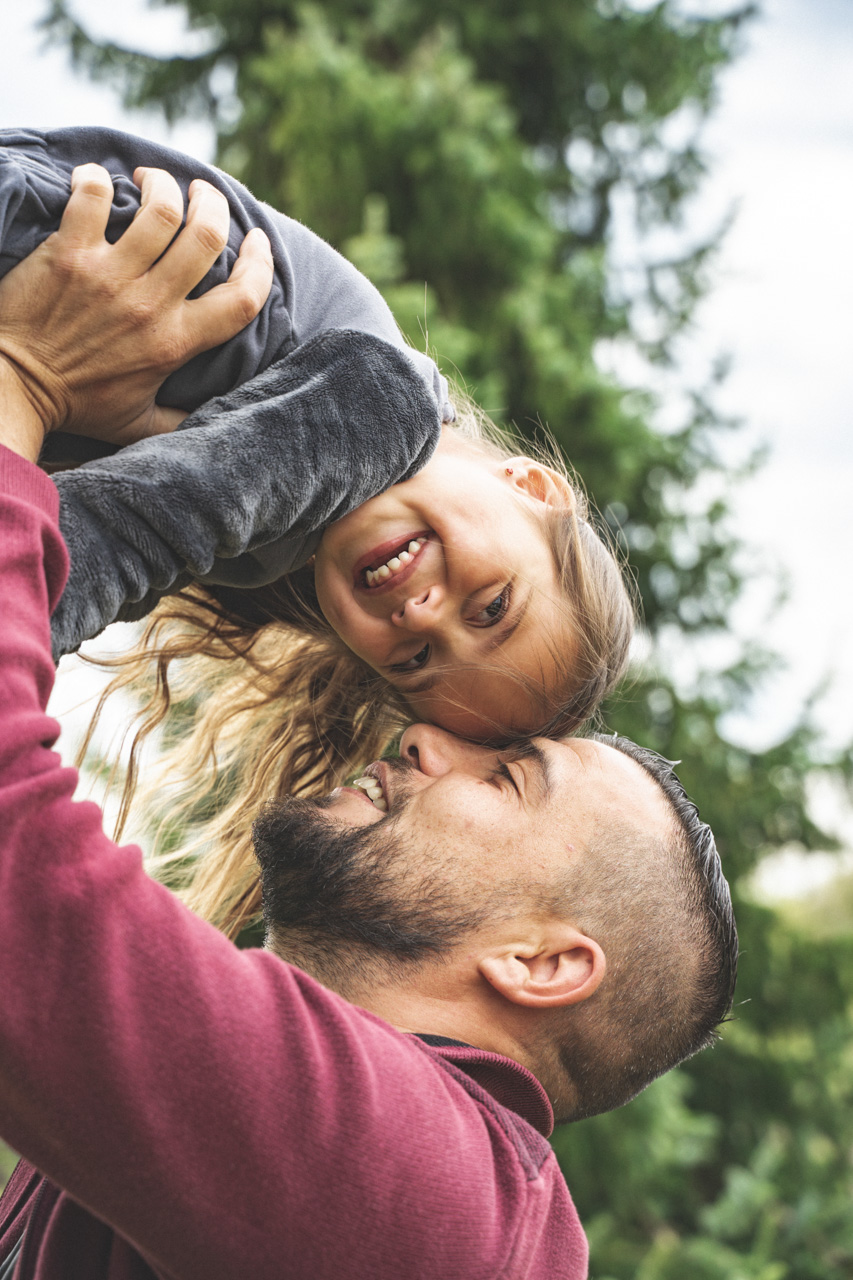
[0, 162, 551, 1280]
[0, 445, 548, 1279]
[0, 359, 41, 463]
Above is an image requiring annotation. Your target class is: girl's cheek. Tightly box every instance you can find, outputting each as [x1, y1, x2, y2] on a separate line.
[332, 612, 392, 668]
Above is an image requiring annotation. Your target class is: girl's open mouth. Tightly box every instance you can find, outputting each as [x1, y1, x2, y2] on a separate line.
[353, 533, 430, 591]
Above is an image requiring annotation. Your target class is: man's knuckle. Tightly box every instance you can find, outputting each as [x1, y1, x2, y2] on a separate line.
[72, 163, 112, 195]
[149, 199, 183, 233]
[194, 221, 229, 258]
[159, 335, 189, 369]
[124, 297, 158, 329]
[52, 245, 94, 280]
[78, 176, 112, 199]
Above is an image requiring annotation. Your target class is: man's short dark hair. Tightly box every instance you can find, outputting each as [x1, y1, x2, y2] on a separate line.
[546, 733, 738, 1123]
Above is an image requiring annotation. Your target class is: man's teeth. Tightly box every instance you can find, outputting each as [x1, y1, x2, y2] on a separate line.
[352, 776, 388, 811]
[365, 539, 426, 587]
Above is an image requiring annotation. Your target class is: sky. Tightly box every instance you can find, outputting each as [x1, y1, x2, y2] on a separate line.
[692, 0, 853, 752]
[2, 0, 851, 878]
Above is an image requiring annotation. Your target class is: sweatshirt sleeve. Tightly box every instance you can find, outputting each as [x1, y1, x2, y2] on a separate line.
[263, 204, 454, 422]
[50, 330, 440, 659]
[0, 445, 551, 1280]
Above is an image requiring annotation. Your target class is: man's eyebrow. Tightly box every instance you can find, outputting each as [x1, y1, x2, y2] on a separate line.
[505, 741, 553, 802]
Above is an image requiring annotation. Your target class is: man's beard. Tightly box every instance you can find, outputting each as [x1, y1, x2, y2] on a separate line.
[251, 763, 487, 990]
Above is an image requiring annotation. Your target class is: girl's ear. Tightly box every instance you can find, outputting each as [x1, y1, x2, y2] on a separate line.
[502, 457, 576, 509]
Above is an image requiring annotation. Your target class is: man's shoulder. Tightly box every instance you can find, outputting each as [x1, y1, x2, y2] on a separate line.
[410, 1036, 555, 1177]
[277, 968, 555, 1180]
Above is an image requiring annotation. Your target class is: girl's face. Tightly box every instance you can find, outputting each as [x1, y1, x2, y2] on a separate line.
[313, 432, 576, 740]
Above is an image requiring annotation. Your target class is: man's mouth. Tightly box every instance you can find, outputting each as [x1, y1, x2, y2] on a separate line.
[350, 767, 388, 812]
[353, 533, 429, 590]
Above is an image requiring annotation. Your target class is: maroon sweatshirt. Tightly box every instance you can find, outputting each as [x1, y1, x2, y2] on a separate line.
[0, 445, 589, 1280]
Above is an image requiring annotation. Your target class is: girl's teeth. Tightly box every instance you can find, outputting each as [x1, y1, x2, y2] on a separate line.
[364, 537, 427, 587]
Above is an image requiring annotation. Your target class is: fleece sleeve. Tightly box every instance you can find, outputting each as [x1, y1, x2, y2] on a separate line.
[0, 446, 578, 1280]
[50, 330, 441, 659]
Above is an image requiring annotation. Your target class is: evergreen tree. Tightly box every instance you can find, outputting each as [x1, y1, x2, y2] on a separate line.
[35, 1, 853, 1273]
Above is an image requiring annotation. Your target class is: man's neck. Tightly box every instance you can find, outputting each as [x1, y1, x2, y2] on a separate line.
[276, 944, 564, 1105]
[349, 977, 537, 1074]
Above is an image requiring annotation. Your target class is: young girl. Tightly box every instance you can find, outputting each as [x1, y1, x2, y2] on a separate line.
[1, 130, 634, 936]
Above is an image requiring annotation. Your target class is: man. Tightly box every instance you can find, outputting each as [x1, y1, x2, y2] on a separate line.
[0, 165, 737, 1279]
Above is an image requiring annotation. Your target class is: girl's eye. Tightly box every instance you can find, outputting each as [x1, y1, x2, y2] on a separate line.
[393, 644, 430, 673]
[471, 583, 512, 627]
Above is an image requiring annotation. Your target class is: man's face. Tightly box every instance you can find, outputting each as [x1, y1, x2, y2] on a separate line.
[255, 728, 675, 964]
[331, 726, 673, 869]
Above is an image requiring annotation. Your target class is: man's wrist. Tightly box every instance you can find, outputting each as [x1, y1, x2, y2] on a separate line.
[0, 357, 48, 464]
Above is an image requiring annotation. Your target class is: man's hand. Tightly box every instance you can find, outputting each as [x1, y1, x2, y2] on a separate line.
[0, 162, 274, 459]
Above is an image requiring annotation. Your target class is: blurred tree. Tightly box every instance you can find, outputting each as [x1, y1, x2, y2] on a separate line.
[30, 0, 853, 1274]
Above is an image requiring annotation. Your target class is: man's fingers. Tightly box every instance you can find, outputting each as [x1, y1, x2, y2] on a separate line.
[56, 164, 115, 247]
[114, 166, 186, 274]
[145, 178, 231, 300]
[180, 227, 274, 353]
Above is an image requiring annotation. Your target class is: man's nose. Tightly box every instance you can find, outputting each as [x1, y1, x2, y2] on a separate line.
[391, 585, 447, 634]
[399, 724, 492, 777]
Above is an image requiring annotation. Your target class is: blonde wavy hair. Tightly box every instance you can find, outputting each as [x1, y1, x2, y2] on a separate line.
[79, 396, 634, 940]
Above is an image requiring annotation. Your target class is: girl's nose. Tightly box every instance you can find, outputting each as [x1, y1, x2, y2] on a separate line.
[392, 585, 446, 632]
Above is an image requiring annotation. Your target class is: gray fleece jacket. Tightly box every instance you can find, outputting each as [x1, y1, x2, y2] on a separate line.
[0, 127, 448, 658]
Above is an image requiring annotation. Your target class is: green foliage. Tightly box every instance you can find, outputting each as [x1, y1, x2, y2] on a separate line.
[39, 0, 853, 1273]
[559, 906, 853, 1276]
[0, 1140, 18, 1189]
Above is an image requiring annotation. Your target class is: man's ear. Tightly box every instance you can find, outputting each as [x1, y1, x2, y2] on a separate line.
[501, 457, 576, 510]
[478, 926, 605, 1010]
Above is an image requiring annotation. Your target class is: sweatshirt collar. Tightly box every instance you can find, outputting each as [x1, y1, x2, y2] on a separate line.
[413, 1034, 555, 1137]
